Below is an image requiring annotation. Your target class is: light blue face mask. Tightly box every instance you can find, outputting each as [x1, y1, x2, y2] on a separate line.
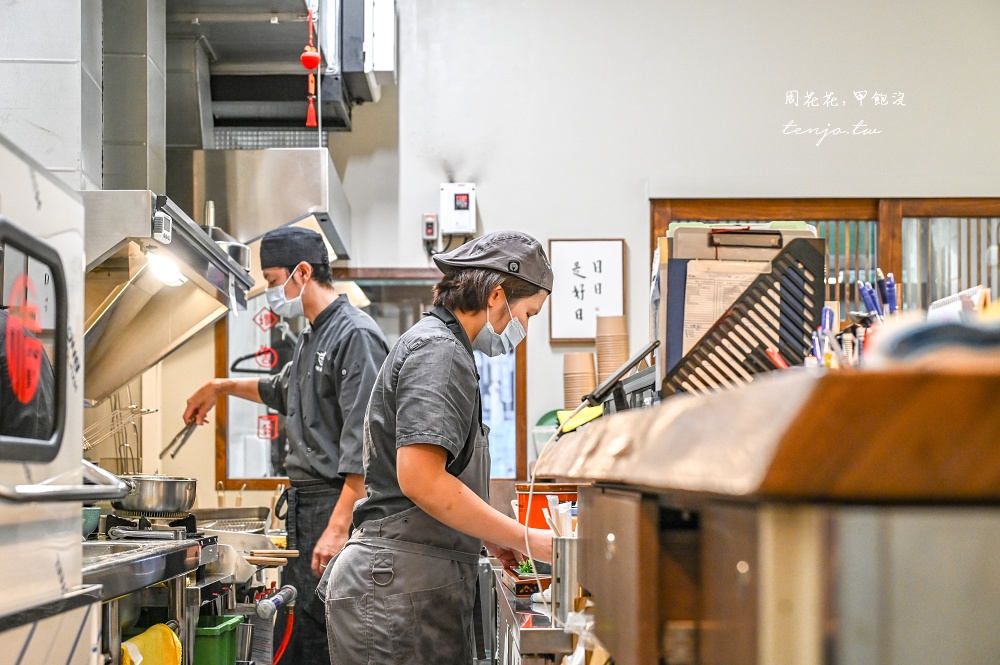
[265, 265, 306, 319]
[473, 293, 526, 356]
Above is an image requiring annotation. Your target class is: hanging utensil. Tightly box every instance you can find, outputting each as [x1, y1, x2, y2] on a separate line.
[217, 481, 226, 508]
[270, 483, 286, 530]
[235, 483, 247, 507]
[160, 421, 197, 459]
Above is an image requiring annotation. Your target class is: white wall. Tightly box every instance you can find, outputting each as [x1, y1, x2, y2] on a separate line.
[328, 82, 401, 264]
[382, 0, 1000, 431]
[157, 328, 273, 510]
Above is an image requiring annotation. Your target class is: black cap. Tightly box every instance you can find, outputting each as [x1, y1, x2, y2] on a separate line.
[259, 227, 328, 269]
[433, 231, 553, 291]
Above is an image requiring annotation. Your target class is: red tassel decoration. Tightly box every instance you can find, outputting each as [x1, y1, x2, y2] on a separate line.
[306, 96, 318, 127]
[302, 9, 320, 127]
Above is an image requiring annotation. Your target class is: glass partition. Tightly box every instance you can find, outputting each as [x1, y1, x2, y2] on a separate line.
[219, 270, 526, 487]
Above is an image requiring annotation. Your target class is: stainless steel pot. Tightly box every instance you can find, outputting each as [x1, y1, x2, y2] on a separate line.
[112, 475, 197, 513]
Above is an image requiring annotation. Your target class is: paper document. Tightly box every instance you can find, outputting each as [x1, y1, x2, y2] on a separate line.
[927, 285, 991, 323]
[682, 260, 770, 355]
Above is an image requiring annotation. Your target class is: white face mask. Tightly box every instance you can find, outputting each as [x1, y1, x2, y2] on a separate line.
[265, 265, 306, 319]
[473, 293, 526, 357]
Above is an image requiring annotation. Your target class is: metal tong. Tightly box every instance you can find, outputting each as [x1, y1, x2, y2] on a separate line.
[159, 421, 198, 459]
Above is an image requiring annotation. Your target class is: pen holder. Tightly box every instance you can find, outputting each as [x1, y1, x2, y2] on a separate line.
[551, 536, 579, 626]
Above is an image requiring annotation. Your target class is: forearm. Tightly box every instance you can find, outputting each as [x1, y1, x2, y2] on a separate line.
[327, 474, 366, 533]
[213, 377, 263, 403]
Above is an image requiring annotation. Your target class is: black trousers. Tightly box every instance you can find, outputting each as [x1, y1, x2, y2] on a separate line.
[275, 483, 341, 665]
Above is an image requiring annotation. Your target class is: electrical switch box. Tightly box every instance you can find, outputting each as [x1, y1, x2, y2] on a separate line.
[422, 213, 439, 241]
[439, 183, 476, 234]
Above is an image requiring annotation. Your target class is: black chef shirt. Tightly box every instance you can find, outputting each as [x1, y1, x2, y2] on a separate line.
[258, 295, 389, 482]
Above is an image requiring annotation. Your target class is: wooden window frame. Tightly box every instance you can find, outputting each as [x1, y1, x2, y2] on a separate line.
[215, 267, 530, 489]
[650, 198, 1000, 309]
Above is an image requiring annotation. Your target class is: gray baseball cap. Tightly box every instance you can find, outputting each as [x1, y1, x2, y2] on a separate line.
[433, 231, 553, 292]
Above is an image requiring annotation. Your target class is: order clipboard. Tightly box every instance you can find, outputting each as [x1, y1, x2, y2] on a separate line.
[661, 236, 825, 397]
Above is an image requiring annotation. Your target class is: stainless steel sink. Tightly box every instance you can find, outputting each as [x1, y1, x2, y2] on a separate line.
[81, 542, 145, 562]
[82, 539, 201, 601]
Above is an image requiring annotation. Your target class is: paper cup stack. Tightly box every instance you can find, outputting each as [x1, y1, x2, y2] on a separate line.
[596, 315, 629, 382]
[563, 352, 597, 410]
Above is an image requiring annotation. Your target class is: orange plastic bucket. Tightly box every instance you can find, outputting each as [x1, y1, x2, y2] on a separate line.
[515, 483, 578, 530]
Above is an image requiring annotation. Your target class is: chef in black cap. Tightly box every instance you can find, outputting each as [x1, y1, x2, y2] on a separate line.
[184, 226, 389, 665]
[322, 231, 554, 664]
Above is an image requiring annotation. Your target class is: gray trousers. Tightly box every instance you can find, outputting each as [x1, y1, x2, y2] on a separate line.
[325, 540, 478, 664]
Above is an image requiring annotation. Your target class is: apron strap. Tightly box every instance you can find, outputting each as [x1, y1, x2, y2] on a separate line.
[348, 535, 482, 566]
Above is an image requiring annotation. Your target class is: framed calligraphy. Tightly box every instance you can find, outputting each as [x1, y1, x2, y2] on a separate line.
[548, 238, 626, 343]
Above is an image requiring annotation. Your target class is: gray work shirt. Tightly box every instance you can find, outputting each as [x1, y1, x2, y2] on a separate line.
[354, 307, 483, 525]
[258, 295, 389, 482]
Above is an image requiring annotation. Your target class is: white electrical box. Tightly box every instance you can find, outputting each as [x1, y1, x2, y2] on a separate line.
[439, 182, 477, 234]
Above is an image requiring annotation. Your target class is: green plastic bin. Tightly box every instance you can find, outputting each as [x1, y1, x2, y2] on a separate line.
[192, 615, 243, 665]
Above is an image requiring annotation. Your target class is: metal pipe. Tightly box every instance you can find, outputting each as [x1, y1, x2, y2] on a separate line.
[167, 577, 189, 665]
[102, 600, 121, 665]
[0, 459, 131, 503]
[316, 5, 323, 142]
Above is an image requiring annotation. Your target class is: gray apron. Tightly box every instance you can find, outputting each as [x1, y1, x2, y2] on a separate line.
[320, 422, 490, 665]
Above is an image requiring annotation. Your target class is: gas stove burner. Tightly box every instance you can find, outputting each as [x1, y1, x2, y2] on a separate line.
[114, 509, 192, 520]
[105, 512, 199, 536]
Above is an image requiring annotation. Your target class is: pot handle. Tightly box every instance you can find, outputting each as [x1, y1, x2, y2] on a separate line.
[0, 459, 132, 503]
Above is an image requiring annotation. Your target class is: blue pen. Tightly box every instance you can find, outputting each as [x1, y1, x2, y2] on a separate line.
[866, 282, 879, 315]
[811, 329, 823, 361]
[876, 268, 889, 311]
[821, 306, 835, 332]
[858, 282, 882, 321]
[857, 280, 874, 312]
[886, 272, 898, 313]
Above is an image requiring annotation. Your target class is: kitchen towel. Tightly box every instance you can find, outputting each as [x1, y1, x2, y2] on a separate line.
[121, 624, 182, 665]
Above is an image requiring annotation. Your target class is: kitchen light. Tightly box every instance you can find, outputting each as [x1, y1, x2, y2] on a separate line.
[333, 281, 371, 308]
[144, 248, 188, 286]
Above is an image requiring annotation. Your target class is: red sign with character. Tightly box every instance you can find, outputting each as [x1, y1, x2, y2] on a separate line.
[5, 275, 44, 404]
[257, 415, 279, 440]
[253, 307, 278, 332]
[255, 346, 277, 369]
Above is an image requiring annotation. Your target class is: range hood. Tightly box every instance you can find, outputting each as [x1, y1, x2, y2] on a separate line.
[83, 191, 255, 404]
[166, 147, 351, 298]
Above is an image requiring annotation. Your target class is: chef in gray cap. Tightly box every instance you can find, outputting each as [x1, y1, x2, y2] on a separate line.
[184, 226, 389, 665]
[322, 230, 554, 664]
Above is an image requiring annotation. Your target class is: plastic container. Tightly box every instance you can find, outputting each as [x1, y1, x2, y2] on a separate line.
[193, 615, 243, 665]
[514, 483, 578, 529]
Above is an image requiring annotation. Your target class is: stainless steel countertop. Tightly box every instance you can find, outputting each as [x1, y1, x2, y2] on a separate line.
[494, 567, 574, 656]
[82, 539, 201, 601]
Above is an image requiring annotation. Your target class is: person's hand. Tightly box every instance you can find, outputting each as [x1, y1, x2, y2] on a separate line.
[312, 527, 349, 578]
[525, 527, 553, 564]
[184, 380, 220, 425]
[485, 541, 520, 570]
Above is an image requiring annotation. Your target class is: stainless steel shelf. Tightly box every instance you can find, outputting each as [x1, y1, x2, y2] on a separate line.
[494, 567, 573, 659]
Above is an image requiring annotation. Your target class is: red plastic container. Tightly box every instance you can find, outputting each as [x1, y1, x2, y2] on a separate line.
[515, 484, 579, 529]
